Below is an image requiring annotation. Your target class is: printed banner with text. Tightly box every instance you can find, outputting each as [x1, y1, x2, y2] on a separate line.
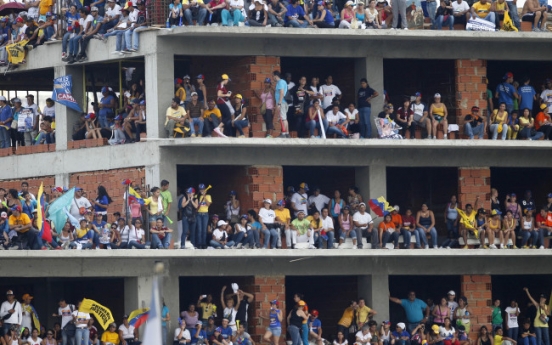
[79, 298, 115, 330]
[52, 75, 82, 112]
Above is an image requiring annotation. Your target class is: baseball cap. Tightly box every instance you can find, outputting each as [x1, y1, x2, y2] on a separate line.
[0, 96, 6, 101]
[271, 300, 279, 306]
[397, 323, 406, 330]
[221, 74, 231, 81]
[101, 86, 109, 93]
[132, 98, 140, 104]
[229, 190, 237, 196]
[540, 104, 548, 110]
[491, 209, 502, 216]
[124, 1, 134, 9]
[215, 327, 222, 333]
[510, 193, 516, 197]
[212, 214, 219, 219]
[22, 293, 33, 300]
[478, 208, 486, 214]
[297, 210, 305, 215]
[0, 212, 7, 219]
[91, 6, 99, 11]
[383, 320, 391, 326]
[175, 78, 183, 85]
[235, 94, 243, 99]
[448, 290, 456, 296]
[431, 324, 439, 334]
[183, 75, 190, 80]
[191, 92, 198, 96]
[298, 300, 306, 306]
[199, 183, 206, 189]
[359, 202, 366, 207]
[547, 193, 552, 198]
[415, 92, 422, 97]
[140, 100, 146, 105]
[16, 17, 24, 23]
[345, 0, 354, 5]
[299, 182, 309, 191]
[434, 93, 441, 98]
[6, 290, 13, 295]
[123, 315, 129, 319]
[11, 205, 21, 212]
[317, 1, 324, 4]
[471, 106, 480, 111]
[217, 220, 228, 227]
[264, 199, 272, 204]
[197, 74, 205, 79]
[504, 72, 514, 79]
[13, 98, 21, 103]
[186, 187, 195, 194]
[311, 310, 319, 317]
[75, 187, 83, 191]
[114, 115, 122, 121]
[85, 113, 95, 119]
[276, 200, 285, 206]
[241, 214, 248, 219]
[38, 15, 46, 22]
[264, 78, 271, 83]
[393, 205, 400, 211]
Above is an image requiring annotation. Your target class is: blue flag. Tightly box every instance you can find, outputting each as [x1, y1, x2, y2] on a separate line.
[52, 75, 82, 112]
[48, 188, 76, 234]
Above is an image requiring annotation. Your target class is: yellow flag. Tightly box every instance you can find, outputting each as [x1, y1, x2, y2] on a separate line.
[548, 291, 552, 316]
[79, 298, 115, 330]
[456, 208, 479, 238]
[36, 183, 44, 233]
[6, 39, 29, 65]
[501, 11, 518, 32]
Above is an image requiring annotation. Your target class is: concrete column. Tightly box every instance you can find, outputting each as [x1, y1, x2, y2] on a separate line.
[55, 173, 70, 189]
[144, 51, 174, 139]
[357, 273, 389, 322]
[355, 56, 384, 138]
[355, 165, 387, 199]
[54, 65, 84, 150]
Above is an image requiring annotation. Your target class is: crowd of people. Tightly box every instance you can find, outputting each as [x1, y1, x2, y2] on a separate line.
[2, 177, 552, 251]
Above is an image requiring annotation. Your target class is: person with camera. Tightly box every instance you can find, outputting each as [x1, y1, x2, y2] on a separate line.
[175, 319, 192, 345]
[190, 321, 209, 345]
[523, 288, 550, 345]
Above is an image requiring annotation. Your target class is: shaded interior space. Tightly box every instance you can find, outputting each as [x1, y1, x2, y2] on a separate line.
[383, 59, 456, 116]
[490, 168, 552, 209]
[386, 167, 458, 229]
[286, 276, 358, 341]
[0, 69, 55, 110]
[0, 278, 124, 330]
[178, 276, 256, 324]
[487, 60, 552, 113]
[389, 275, 461, 326]
[283, 166, 356, 201]
[491, 275, 552, 325]
[280, 57, 356, 106]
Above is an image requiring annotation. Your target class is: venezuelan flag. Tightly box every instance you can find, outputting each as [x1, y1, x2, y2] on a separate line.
[36, 183, 52, 243]
[128, 308, 149, 329]
[368, 196, 394, 217]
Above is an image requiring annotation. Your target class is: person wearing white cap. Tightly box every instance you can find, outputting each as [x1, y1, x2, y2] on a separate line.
[429, 93, 449, 139]
[186, 91, 204, 137]
[248, 0, 268, 26]
[210, 220, 235, 248]
[259, 199, 279, 249]
[352, 202, 377, 249]
[447, 291, 458, 318]
[338, 1, 355, 28]
[0, 290, 22, 334]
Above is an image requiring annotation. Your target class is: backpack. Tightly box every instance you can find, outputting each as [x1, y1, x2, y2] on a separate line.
[63, 305, 77, 338]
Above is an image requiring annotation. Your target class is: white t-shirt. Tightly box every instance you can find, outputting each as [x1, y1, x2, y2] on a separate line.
[291, 192, 309, 216]
[69, 196, 92, 219]
[353, 211, 373, 229]
[319, 84, 342, 109]
[505, 306, 520, 328]
[27, 337, 42, 345]
[228, 0, 247, 17]
[309, 86, 321, 105]
[27, 3, 39, 19]
[129, 8, 139, 23]
[213, 228, 225, 241]
[345, 108, 358, 121]
[541, 89, 552, 113]
[174, 328, 191, 342]
[308, 194, 330, 212]
[439, 326, 455, 339]
[79, 14, 94, 32]
[259, 208, 276, 224]
[58, 305, 74, 328]
[128, 227, 145, 242]
[119, 324, 136, 339]
[410, 102, 426, 118]
[355, 331, 371, 343]
[451, 0, 469, 13]
[448, 301, 458, 318]
[43, 105, 55, 117]
[326, 111, 347, 125]
[72, 311, 91, 328]
[119, 225, 131, 242]
[106, 4, 122, 19]
[321, 216, 334, 231]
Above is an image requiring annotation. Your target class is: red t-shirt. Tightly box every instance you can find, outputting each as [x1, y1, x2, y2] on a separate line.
[535, 112, 550, 130]
[402, 215, 416, 229]
[216, 83, 228, 104]
[396, 107, 413, 122]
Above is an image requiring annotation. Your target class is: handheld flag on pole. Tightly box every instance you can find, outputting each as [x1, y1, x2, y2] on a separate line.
[128, 308, 149, 329]
[79, 298, 115, 330]
[142, 265, 163, 345]
[368, 196, 394, 217]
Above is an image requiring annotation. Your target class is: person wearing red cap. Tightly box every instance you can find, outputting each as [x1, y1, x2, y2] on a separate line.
[176, 78, 186, 104]
[308, 310, 323, 345]
[84, 113, 102, 139]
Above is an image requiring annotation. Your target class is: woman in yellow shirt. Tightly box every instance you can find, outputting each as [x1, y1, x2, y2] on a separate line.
[523, 287, 550, 345]
[486, 209, 502, 249]
[196, 184, 212, 249]
[101, 323, 120, 345]
[147, 187, 164, 228]
[491, 102, 509, 140]
[337, 301, 358, 340]
[429, 93, 449, 139]
[501, 210, 517, 249]
[519, 108, 544, 140]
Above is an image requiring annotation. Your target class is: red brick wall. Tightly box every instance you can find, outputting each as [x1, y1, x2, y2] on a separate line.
[461, 275, 492, 340]
[247, 276, 286, 344]
[457, 168, 491, 209]
[69, 167, 146, 216]
[455, 60, 488, 137]
[0, 176, 56, 199]
[243, 165, 284, 211]
[189, 56, 282, 137]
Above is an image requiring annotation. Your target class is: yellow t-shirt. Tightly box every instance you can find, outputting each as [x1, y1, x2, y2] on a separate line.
[338, 307, 354, 327]
[147, 196, 163, 215]
[495, 1, 506, 11]
[494, 335, 503, 345]
[473, 2, 491, 18]
[199, 302, 216, 319]
[535, 307, 549, 328]
[176, 87, 186, 102]
[203, 108, 222, 120]
[198, 194, 212, 213]
[76, 227, 90, 240]
[275, 208, 291, 224]
[182, 0, 204, 5]
[39, 0, 53, 15]
[356, 305, 372, 324]
[165, 106, 186, 126]
[8, 213, 31, 233]
[101, 331, 120, 345]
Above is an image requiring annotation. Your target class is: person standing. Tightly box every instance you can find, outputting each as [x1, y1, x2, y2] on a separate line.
[160, 180, 173, 227]
[273, 71, 290, 138]
[195, 184, 211, 249]
[391, 0, 407, 28]
[389, 291, 430, 335]
[73, 300, 91, 345]
[1, 290, 22, 334]
[495, 72, 519, 116]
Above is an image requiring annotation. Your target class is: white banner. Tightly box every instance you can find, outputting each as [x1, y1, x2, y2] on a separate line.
[466, 17, 496, 31]
[17, 108, 34, 132]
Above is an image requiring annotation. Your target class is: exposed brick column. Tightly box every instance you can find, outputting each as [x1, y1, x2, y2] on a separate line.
[455, 60, 488, 137]
[457, 167, 491, 209]
[242, 166, 284, 212]
[461, 275, 492, 341]
[248, 276, 286, 344]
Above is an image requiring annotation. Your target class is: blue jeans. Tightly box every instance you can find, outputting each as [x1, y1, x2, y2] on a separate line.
[521, 230, 538, 247]
[221, 8, 244, 26]
[520, 127, 544, 140]
[427, 0, 437, 28]
[98, 115, 109, 129]
[538, 228, 550, 247]
[359, 107, 372, 138]
[306, 119, 329, 137]
[152, 233, 172, 249]
[316, 230, 335, 248]
[62, 32, 71, 53]
[62, 329, 74, 345]
[195, 213, 209, 246]
[436, 14, 453, 29]
[401, 228, 419, 248]
[190, 117, 204, 135]
[522, 336, 538, 345]
[44, 26, 55, 40]
[507, 328, 519, 343]
[356, 227, 378, 249]
[124, 26, 148, 50]
[465, 123, 484, 139]
[104, 30, 125, 51]
[181, 218, 196, 248]
[34, 131, 54, 144]
[382, 231, 399, 247]
[210, 240, 235, 248]
[68, 34, 82, 55]
[327, 124, 346, 138]
[185, 7, 207, 25]
[69, 241, 93, 249]
[535, 327, 550, 345]
[233, 231, 245, 245]
[245, 230, 256, 247]
[234, 119, 249, 136]
[491, 124, 508, 140]
[301, 323, 309, 345]
[75, 328, 89, 345]
[506, 1, 520, 28]
[0, 127, 11, 148]
[415, 227, 438, 248]
[162, 325, 168, 345]
[128, 240, 148, 249]
[285, 19, 308, 27]
[261, 228, 277, 248]
[289, 325, 301, 345]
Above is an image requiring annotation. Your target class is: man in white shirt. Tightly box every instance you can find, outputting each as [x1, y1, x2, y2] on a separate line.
[0, 290, 22, 334]
[69, 188, 92, 220]
[319, 76, 341, 110]
[211, 221, 235, 249]
[52, 299, 75, 345]
[355, 325, 372, 345]
[119, 315, 139, 345]
[325, 105, 347, 138]
[258, 199, 279, 249]
[451, 0, 470, 25]
[174, 319, 191, 344]
[102, 0, 122, 31]
[320, 208, 335, 249]
[353, 203, 376, 249]
[308, 188, 329, 213]
[42, 98, 56, 119]
[290, 183, 309, 216]
[410, 92, 432, 138]
[73, 300, 91, 345]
